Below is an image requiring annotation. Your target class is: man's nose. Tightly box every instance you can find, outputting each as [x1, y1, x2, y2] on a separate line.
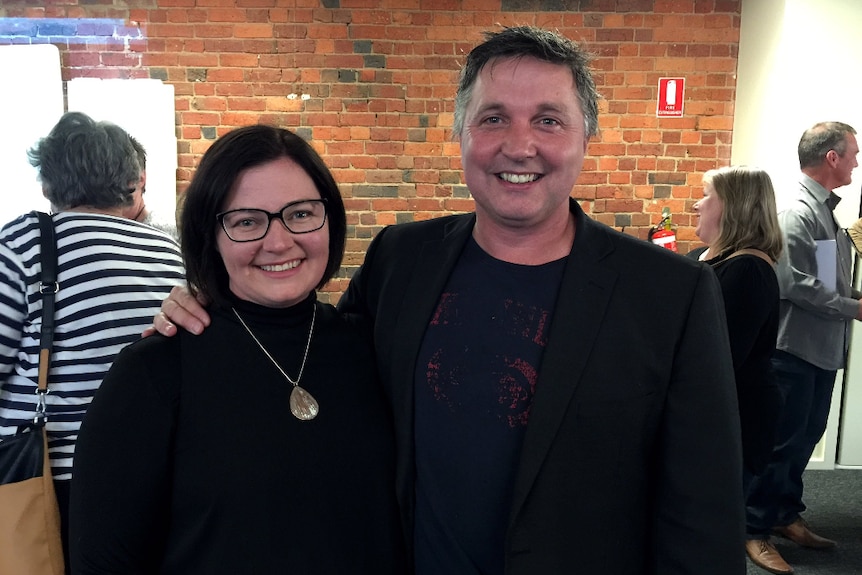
[501, 122, 537, 159]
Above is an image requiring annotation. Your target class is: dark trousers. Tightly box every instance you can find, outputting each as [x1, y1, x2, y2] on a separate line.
[744, 350, 836, 537]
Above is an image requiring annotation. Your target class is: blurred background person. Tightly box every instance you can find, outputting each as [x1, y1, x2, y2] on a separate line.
[687, 165, 786, 572]
[70, 125, 405, 574]
[745, 121, 860, 574]
[0, 111, 185, 571]
[125, 134, 180, 241]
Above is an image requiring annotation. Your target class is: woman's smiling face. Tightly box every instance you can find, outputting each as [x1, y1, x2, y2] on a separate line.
[216, 156, 329, 308]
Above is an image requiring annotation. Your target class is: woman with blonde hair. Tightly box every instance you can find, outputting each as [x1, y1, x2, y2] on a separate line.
[689, 164, 784, 474]
[688, 164, 786, 572]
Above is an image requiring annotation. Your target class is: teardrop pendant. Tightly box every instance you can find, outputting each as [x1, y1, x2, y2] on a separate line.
[290, 385, 319, 421]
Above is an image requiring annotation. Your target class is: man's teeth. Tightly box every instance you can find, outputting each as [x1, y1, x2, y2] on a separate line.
[261, 261, 299, 272]
[499, 173, 539, 184]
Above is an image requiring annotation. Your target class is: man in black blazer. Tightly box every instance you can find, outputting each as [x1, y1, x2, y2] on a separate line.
[154, 26, 744, 575]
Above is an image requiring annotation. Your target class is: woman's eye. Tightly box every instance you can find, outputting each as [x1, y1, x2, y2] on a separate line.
[287, 210, 311, 221]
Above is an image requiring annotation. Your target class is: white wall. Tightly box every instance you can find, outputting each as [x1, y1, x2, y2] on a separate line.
[735, 0, 862, 221]
[734, 0, 862, 468]
[0, 44, 63, 222]
[67, 78, 178, 230]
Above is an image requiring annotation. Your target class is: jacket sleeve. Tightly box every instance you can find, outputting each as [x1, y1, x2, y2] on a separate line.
[651, 265, 745, 575]
[337, 225, 392, 326]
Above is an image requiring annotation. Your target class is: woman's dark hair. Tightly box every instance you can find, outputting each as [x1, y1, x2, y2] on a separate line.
[180, 124, 346, 308]
[27, 111, 139, 210]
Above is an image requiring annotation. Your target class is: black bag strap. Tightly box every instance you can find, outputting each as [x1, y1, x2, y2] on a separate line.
[34, 211, 58, 424]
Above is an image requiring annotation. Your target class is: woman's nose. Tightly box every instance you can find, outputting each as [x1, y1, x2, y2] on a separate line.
[262, 217, 296, 248]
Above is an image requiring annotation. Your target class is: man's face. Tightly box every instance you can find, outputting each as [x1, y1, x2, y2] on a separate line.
[127, 170, 147, 221]
[458, 56, 589, 232]
[834, 133, 859, 189]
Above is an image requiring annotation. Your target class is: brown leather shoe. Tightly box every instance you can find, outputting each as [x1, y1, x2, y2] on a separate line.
[773, 518, 837, 549]
[745, 538, 794, 574]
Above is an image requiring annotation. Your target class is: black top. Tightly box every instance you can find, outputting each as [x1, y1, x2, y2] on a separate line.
[413, 237, 565, 575]
[70, 294, 405, 574]
[688, 247, 782, 474]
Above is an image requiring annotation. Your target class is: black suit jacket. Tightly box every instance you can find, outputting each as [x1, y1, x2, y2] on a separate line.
[339, 200, 745, 575]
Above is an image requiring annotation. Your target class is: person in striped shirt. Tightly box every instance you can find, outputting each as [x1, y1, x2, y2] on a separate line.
[0, 111, 185, 569]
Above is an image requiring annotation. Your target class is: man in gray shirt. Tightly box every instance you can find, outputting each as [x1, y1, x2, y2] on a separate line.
[745, 121, 860, 575]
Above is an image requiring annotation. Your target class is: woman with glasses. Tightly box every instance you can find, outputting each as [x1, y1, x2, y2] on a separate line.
[69, 125, 405, 574]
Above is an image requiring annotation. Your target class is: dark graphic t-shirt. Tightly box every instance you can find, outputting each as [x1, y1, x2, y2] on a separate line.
[414, 237, 565, 575]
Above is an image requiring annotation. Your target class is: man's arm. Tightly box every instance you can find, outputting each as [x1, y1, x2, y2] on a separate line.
[336, 225, 396, 325]
[147, 285, 211, 337]
[778, 210, 860, 320]
[653, 265, 745, 574]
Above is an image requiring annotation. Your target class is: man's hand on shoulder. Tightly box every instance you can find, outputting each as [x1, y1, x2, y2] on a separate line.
[143, 285, 212, 337]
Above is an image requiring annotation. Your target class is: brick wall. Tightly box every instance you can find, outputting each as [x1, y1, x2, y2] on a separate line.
[0, 0, 741, 302]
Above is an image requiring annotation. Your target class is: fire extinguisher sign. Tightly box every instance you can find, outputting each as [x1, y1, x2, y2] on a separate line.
[657, 77, 685, 118]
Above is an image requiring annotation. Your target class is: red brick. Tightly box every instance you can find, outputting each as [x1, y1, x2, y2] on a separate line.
[0, 3, 746, 301]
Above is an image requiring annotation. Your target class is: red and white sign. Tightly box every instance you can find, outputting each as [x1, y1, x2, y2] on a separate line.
[657, 77, 685, 117]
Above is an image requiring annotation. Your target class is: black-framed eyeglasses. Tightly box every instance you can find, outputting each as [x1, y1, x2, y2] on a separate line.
[217, 199, 328, 242]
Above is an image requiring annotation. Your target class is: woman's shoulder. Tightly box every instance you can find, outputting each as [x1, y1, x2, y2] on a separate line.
[99, 333, 184, 404]
[714, 253, 779, 294]
[717, 252, 776, 272]
[116, 332, 183, 367]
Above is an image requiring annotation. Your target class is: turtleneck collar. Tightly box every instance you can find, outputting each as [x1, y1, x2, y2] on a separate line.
[214, 291, 317, 329]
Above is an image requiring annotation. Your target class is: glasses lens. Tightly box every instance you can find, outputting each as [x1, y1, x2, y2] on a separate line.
[219, 200, 327, 242]
[283, 200, 326, 233]
[222, 209, 269, 241]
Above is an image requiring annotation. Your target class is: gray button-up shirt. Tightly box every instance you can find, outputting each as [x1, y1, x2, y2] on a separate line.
[775, 174, 858, 371]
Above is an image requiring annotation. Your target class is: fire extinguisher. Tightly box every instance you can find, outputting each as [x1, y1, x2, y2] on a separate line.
[649, 207, 678, 252]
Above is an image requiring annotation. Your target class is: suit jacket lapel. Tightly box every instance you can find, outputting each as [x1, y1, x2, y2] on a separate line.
[509, 204, 619, 524]
[388, 215, 476, 395]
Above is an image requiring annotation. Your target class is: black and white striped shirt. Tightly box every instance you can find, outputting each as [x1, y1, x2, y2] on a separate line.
[0, 211, 185, 480]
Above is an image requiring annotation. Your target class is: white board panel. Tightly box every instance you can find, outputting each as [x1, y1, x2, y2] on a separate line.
[0, 44, 63, 224]
[67, 78, 178, 232]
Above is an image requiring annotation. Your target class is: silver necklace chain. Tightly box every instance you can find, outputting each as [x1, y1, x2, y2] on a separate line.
[232, 304, 317, 387]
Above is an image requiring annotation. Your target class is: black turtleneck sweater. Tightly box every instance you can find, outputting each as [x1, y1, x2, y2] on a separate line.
[70, 294, 405, 574]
